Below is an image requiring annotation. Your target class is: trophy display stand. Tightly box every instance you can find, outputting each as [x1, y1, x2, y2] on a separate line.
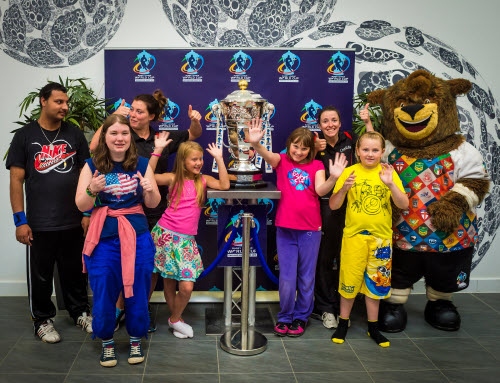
[206, 185, 281, 356]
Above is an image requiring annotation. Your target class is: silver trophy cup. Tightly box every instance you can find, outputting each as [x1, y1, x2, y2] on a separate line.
[212, 80, 274, 188]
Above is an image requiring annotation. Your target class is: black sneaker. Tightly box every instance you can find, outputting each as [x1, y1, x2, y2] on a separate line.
[100, 343, 117, 367]
[128, 340, 144, 364]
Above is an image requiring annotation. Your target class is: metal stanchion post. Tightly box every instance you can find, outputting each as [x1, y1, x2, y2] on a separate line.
[220, 213, 267, 355]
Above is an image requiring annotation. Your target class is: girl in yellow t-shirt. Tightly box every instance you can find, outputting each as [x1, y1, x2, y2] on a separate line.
[329, 131, 409, 347]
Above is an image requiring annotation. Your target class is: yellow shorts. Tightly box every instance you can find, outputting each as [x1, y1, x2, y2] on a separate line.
[339, 233, 392, 300]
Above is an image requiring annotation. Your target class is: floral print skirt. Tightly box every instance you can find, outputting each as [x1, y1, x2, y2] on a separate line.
[151, 224, 204, 282]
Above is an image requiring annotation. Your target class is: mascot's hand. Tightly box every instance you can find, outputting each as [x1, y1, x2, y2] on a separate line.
[427, 191, 466, 234]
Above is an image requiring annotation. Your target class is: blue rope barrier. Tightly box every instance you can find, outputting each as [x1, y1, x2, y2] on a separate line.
[198, 224, 240, 279]
[198, 215, 279, 286]
[250, 226, 279, 285]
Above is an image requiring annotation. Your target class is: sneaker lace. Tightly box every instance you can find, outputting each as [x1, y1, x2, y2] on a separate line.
[38, 320, 56, 336]
[130, 342, 142, 356]
[102, 345, 115, 359]
[77, 313, 92, 331]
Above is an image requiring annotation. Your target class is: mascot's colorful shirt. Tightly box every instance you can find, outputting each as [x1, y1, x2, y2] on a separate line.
[385, 141, 481, 252]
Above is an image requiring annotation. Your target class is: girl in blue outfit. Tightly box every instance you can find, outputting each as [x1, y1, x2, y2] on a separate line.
[248, 119, 347, 337]
[76, 114, 160, 367]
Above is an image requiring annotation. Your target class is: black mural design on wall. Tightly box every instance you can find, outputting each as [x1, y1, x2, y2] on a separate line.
[0, 0, 127, 67]
[157, 0, 498, 268]
[0, 0, 497, 267]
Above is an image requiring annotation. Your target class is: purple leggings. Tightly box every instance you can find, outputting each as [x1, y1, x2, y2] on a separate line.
[276, 227, 321, 323]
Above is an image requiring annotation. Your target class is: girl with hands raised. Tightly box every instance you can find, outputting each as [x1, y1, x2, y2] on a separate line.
[75, 114, 160, 367]
[329, 131, 408, 348]
[150, 141, 229, 339]
[248, 118, 347, 337]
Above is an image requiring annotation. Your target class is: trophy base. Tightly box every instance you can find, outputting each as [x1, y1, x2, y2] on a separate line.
[230, 179, 268, 189]
[229, 170, 267, 189]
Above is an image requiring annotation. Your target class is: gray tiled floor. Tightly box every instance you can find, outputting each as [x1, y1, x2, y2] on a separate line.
[0, 293, 499, 382]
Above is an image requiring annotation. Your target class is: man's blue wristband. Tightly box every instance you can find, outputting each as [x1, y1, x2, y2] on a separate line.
[13, 211, 28, 227]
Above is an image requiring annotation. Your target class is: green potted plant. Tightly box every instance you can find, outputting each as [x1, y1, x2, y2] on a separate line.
[352, 92, 383, 135]
[5, 76, 109, 159]
[13, 76, 108, 138]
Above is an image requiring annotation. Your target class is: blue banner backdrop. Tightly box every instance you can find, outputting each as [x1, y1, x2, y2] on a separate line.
[104, 48, 355, 291]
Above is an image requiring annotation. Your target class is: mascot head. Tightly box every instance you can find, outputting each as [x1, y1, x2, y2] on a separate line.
[367, 70, 472, 151]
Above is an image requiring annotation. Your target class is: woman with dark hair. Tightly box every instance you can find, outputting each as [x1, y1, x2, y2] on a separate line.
[311, 105, 358, 329]
[76, 114, 160, 367]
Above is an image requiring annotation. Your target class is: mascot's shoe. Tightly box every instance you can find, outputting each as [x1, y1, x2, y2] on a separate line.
[424, 300, 461, 331]
[378, 300, 407, 333]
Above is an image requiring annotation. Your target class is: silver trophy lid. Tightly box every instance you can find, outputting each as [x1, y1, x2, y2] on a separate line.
[221, 80, 266, 103]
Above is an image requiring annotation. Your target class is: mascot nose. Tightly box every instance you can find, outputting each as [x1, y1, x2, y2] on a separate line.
[401, 104, 424, 120]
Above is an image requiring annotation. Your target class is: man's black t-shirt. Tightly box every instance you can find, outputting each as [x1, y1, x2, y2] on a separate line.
[6, 121, 90, 231]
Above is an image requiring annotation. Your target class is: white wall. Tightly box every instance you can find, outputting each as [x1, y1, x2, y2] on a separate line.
[0, 0, 498, 295]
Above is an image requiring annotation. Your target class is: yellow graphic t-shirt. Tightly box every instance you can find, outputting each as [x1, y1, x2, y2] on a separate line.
[333, 163, 405, 240]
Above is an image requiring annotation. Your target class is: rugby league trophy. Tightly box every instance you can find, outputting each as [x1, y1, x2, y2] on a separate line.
[212, 80, 274, 189]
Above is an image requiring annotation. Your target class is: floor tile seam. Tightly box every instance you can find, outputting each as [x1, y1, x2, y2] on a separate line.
[343, 339, 372, 374]
[0, 372, 69, 376]
[367, 367, 443, 372]
[405, 335, 473, 340]
[471, 293, 500, 313]
[143, 334, 153, 381]
[64, 373, 145, 377]
[146, 338, 218, 343]
[407, 337, 443, 371]
[0, 332, 25, 368]
[279, 336, 298, 381]
[456, 330, 500, 355]
[214, 336, 221, 379]
[217, 373, 297, 376]
[65, 340, 87, 379]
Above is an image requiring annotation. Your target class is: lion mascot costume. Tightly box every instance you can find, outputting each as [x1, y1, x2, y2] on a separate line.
[367, 69, 490, 332]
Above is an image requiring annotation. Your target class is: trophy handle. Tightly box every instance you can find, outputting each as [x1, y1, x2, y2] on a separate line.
[212, 103, 231, 149]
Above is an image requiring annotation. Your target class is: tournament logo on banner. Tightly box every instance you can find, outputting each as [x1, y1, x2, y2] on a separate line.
[257, 198, 276, 225]
[203, 198, 226, 226]
[204, 99, 220, 131]
[217, 205, 267, 267]
[229, 50, 252, 83]
[278, 50, 301, 83]
[300, 99, 322, 130]
[181, 50, 204, 83]
[158, 99, 180, 131]
[327, 50, 351, 84]
[133, 50, 156, 82]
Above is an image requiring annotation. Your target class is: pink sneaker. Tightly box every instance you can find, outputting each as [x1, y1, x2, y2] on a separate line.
[273, 322, 290, 337]
[287, 319, 306, 337]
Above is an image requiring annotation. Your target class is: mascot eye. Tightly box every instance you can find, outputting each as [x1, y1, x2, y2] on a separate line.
[424, 99, 430, 104]
[400, 103, 405, 108]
